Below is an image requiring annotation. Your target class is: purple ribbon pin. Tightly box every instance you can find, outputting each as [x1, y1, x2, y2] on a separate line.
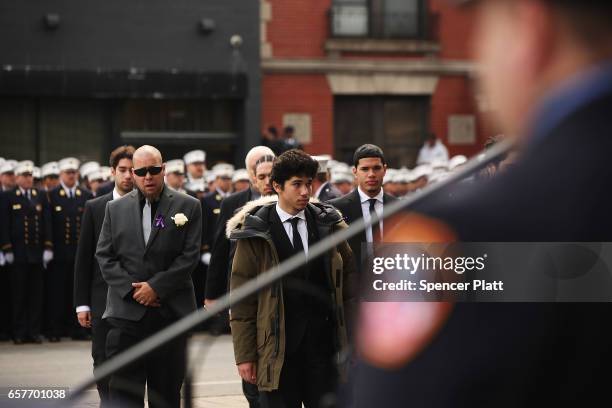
[154, 214, 166, 229]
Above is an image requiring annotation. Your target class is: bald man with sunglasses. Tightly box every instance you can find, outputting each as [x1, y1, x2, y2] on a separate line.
[96, 145, 202, 408]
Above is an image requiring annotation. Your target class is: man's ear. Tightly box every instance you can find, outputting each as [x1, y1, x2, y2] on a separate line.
[272, 181, 282, 194]
[352, 166, 358, 177]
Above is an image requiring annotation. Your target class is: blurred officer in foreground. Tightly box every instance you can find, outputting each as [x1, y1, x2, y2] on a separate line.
[353, 1, 612, 407]
[1, 161, 52, 344]
[47, 157, 93, 342]
[74, 145, 135, 407]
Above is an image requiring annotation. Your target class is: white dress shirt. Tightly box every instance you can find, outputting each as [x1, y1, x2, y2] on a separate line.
[358, 186, 384, 243]
[275, 204, 309, 255]
[60, 181, 77, 198]
[417, 140, 449, 165]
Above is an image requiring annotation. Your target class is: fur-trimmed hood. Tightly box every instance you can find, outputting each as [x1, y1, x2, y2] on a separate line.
[226, 195, 342, 239]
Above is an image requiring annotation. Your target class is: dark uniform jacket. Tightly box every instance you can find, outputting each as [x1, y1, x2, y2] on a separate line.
[1, 187, 52, 263]
[353, 74, 612, 407]
[48, 185, 93, 262]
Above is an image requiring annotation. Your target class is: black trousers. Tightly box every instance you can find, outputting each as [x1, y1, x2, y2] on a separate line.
[0, 264, 12, 339]
[9, 262, 43, 339]
[47, 259, 82, 337]
[105, 310, 187, 408]
[92, 316, 112, 407]
[259, 317, 337, 408]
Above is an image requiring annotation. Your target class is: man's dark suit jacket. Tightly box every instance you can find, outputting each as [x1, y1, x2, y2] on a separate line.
[74, 191, 113, 318]
[96, 186, 201, 321]
[205, 188, 257, 300]
[329, 188, 396, 273]
[352, 86, 612, 406]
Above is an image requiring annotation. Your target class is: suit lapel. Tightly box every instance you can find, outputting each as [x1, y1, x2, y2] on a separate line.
[130, 191, 146, 251]
[145, 187, 173, 253]
[268, 208, 295, 261]
[350, 189, 367, 242]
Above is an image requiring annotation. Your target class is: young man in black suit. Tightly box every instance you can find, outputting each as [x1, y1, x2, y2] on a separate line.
[74, 145, 135, 407]
[329, 144, 397, 274]
[352, 1, 612, 407]
[96, 145, 201, 408]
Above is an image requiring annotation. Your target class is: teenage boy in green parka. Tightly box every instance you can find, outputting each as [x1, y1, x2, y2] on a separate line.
[228, 149, 357, 407]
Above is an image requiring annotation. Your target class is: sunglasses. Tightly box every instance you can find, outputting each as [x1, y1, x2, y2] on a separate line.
[133, 166, 163, 177]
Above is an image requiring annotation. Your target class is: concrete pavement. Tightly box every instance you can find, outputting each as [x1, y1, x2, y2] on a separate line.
[0, 334, 247, 407]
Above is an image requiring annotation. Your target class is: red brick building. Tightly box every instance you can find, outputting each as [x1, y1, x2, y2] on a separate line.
[261, 0, 492, 167]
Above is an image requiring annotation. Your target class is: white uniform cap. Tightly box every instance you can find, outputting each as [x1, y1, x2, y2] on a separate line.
[184, 150, 206, 165]
[311, 155, 329, 173]
[1, 160, 16, 174]
[59, 157, 81, 172]
[232, 168, 250, 183]
[206, 173, 217, 184]
[15, 160, 35, 176]
[87, 170, 104, 182]
[392, 169, 412, 184]
[0, 157, 4, 168]
[32, 167, 41, 179]
[410, 165, 432, 182]
[212, 163, 235, 178]
[41, 162, 60, 178]
[330, 162, 351, 174]
[428, 171, 451, 184]
[430, 159, 449, 171]
[165, 159, 185, 175]
[331, 171, 353, 184]
[99, 166, 112, 181]
[449, 155, 468, 171]
[80, 161, 100, 178]
[186, 180, 206, 192]
[383, 169, 398, 184]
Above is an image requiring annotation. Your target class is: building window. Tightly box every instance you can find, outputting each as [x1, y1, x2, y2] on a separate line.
[330, 0, 427, 39]
[334, 95, 430, 168]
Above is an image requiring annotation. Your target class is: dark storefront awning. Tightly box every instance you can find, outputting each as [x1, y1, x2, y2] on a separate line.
[0, 67, 248, 99]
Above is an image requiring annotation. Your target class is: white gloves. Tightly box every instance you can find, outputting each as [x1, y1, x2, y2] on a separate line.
[4, 252, 14, 265]
[0, 252, 5, 267]
[201, 252, 211, 265]
[43, 250, 54, 269]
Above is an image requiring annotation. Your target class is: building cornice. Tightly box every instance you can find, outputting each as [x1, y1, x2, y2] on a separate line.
[262, 57, 476, 76]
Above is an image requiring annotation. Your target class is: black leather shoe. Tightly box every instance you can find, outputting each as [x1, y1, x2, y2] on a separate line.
[71, 333, 91, 341]
[30, 335, 43, 344]
[48, 336, 61, 343]
[13, 337, 25, 345]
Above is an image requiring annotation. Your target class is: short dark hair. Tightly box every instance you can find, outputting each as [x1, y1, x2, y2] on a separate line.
[270, 149, 318, 188]
[267, 126, 278, 137]
[109, 145, 135, 169]
[353, 144, 386, 167]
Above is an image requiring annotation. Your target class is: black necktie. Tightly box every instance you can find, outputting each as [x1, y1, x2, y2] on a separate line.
[289, 217, 304, 254]
[368, 198, 382, 242]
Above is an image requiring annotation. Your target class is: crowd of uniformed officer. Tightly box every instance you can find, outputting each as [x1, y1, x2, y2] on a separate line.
[0, 147, 471, 345]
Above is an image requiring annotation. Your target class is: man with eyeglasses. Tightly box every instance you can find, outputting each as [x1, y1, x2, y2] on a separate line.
[96, 145, 201, 408]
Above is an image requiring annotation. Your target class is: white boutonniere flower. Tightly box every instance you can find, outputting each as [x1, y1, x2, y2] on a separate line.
[171, 213, 188, 227]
